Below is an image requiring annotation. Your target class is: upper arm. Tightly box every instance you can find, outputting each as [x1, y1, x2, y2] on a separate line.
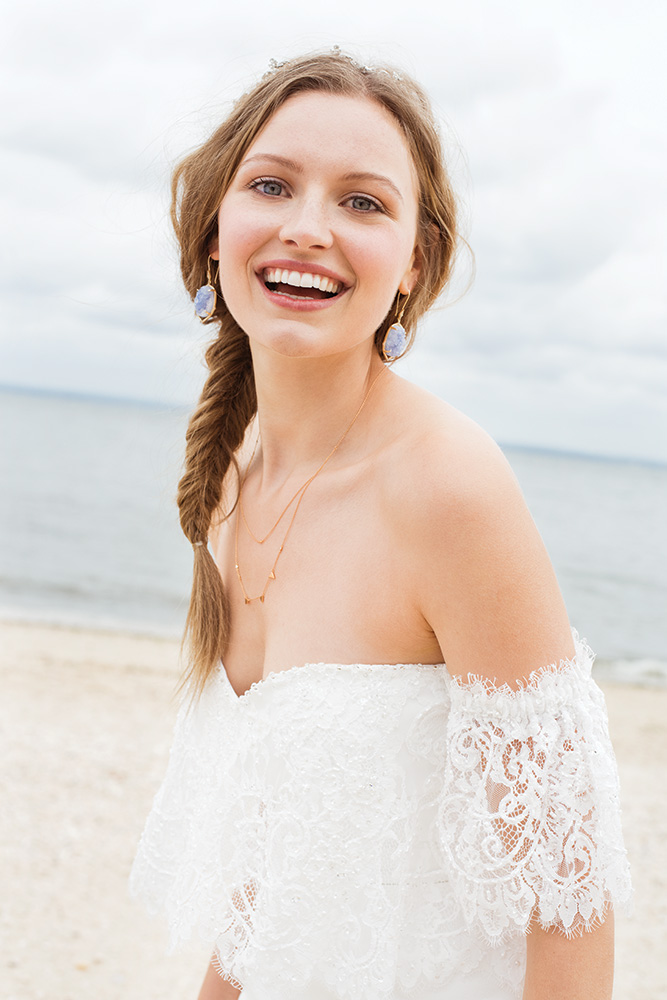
[408, 420, 574, 683]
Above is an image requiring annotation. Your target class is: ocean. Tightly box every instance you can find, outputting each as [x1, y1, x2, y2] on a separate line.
[2, 386, 665, 684]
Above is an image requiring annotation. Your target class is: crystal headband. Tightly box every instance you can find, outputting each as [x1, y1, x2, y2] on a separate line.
[262, 48, 402, 82]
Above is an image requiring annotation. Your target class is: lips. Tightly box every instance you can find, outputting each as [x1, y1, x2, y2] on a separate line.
[257, 263, 348, 302]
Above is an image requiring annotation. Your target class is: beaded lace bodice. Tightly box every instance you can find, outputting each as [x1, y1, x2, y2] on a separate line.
[130, 632, 631, 1000]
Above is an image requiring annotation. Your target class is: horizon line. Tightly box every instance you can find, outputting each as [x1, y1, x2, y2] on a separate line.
[1, 381, 665, 470]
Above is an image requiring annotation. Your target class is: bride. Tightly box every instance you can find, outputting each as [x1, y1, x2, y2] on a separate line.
[130, 50, 631, 1000]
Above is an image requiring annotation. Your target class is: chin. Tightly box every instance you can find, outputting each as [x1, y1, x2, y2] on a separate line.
[256, 326, 334, 359]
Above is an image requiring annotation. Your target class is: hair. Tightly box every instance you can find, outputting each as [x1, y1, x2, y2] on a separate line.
[173, 49, 462, 695]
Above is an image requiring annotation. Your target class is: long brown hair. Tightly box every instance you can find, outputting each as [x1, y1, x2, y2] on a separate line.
[174, 50, 462, 694]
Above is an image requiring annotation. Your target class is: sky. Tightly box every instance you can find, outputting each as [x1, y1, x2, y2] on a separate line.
[1, 0, 665, 462]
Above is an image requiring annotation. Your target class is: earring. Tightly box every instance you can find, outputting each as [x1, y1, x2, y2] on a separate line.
[381, 291, 410, 362]
[194, 256, 218, 322]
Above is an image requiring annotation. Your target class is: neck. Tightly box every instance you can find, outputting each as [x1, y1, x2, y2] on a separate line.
[248, 343, 387, 489]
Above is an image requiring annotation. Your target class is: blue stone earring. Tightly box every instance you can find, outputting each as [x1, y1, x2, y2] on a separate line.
[194, 256, 218, 322]
[381, 291, 410, 362]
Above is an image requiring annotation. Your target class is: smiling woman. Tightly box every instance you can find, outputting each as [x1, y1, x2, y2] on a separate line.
[129, 51, 631, 1000]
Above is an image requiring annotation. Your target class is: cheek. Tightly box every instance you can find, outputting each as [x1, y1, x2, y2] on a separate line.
[345, 226, 415, 292]
[216, 202, 269, 278]
[213, 213, 258, 326]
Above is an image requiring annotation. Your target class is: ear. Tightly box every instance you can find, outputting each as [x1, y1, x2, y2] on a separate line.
[398, 243, 422, 295]
[208, 233, 220, 262]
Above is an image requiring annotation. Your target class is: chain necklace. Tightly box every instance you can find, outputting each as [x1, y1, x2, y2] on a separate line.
[238, 434, 304, 545]
[234, 366, 386, 604]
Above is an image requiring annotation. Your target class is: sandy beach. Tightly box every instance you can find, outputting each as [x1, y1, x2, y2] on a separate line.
[1, 619, 665, 1000]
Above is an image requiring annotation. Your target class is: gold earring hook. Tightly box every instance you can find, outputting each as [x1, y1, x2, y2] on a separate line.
[396, 290, 410, 325]
[206, 255, 219, 288]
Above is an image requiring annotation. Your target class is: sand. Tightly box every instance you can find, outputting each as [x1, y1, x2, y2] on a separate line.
[1, 619, 665, 1000]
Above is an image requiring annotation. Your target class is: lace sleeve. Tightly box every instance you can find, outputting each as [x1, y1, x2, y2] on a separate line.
[437, 632, 632, 942]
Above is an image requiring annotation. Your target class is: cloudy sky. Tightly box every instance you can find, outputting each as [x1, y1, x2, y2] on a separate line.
[2, 0, 665, 461]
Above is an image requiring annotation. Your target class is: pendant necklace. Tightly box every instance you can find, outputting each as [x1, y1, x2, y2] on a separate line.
[234, 366, 386, 604]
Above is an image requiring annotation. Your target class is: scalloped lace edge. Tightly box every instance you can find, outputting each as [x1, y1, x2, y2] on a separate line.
[446, 628, 593, 698]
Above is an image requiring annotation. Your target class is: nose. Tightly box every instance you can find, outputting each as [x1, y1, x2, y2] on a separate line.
[279, 194, 333, 250]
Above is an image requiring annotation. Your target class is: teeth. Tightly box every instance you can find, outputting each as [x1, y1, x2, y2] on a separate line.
[263, 268, 341, 294]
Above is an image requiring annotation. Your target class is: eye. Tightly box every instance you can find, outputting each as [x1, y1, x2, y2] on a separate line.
[345, 194, 383, 213]
[249, 177, 286, 197]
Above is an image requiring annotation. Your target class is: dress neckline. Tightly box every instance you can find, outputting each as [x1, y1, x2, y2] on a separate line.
[217, 629, 590, 702]
[219, 659, 446, 702]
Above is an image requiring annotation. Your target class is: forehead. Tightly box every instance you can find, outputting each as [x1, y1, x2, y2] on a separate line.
[243, 91, 418, 195]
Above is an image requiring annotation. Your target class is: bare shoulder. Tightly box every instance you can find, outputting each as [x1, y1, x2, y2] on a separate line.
[378, 376, 574, 682]
[378, 376, 521, 525]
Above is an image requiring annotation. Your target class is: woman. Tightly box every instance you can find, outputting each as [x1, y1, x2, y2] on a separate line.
[130, 51, 632, 1000]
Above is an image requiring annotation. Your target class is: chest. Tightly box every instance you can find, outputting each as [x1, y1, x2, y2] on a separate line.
[212, 476, 439, 696]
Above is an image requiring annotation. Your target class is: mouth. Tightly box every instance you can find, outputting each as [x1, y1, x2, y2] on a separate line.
[260, 267, 345, 301]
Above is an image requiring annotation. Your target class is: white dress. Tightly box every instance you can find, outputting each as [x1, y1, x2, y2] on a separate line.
[130, 631, 632, 999]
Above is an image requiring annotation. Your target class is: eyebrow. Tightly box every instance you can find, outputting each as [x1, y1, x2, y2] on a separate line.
[341, 172, 403, 202]
[240, 154, 302, 171]
[239, 155, 404, 202]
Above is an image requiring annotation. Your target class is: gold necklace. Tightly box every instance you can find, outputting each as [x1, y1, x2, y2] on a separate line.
[234, 366, 386, 604]
[238, 435, 306, 545]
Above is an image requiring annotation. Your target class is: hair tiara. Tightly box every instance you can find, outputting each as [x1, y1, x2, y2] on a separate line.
[262, 47, 403, 82]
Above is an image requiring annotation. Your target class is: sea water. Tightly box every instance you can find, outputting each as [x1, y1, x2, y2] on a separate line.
[1, 387, 665, 683]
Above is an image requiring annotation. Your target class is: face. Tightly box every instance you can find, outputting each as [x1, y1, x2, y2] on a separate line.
[210, 91, 421, 359]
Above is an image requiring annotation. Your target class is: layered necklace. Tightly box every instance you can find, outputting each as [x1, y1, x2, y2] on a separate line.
[235, 366, 386, 604]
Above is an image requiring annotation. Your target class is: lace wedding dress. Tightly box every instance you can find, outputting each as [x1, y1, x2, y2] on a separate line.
[130, 631, 632, 999]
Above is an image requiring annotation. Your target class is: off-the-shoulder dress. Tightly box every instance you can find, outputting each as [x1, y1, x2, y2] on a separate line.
[130, 631, 631, 1000]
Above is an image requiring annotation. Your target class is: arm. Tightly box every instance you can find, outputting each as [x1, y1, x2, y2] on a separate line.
[415, 425, 575, 685]
[406, 423, 619, 998]
[523, 916, 615, 1000]
[197, 960, 241, 1000]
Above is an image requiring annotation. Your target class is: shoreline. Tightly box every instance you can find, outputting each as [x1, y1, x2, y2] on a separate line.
[1, 618, 665, 999]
